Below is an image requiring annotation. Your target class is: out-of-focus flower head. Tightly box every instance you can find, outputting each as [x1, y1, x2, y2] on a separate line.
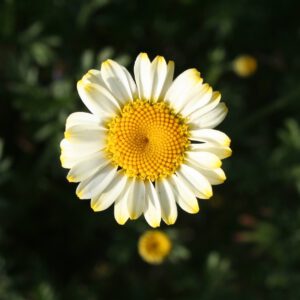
[233, 55, 257, 77]
[138, 230, 172, 264]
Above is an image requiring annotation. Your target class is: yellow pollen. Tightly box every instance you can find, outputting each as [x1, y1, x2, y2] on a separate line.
[106, 100, 190, 181]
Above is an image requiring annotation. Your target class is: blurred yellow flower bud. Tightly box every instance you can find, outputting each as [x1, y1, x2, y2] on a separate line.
[233, 55, 257, 77]
[138, 230, 172, 264]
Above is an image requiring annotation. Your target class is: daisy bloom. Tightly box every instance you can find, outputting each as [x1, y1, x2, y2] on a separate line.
[138, 230, 172, 264]
[60, 53, 232, 227]
[233, 55, 257, 77]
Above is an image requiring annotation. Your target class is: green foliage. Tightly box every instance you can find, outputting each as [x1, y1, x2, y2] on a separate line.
[0, 0, 299, 299]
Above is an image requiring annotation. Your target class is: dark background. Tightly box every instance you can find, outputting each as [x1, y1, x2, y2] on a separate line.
[0, 0, 300, 299]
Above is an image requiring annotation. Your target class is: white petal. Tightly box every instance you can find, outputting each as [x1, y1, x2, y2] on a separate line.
[156, 179, 178, 225]
[60, 138, 104, 168]
[64, 124, 106, 144]
[189, 129, 231, 147]
[185, 154, 226, 184]
[114, 180, 132, 225]
[127, 178, 145, 220]
[60, 136, 103, 153]
[121, 66, 138, 99]
[61, 124, 105, 169]
[91, 171, 128, 212]
[160, 60, 175, 100]
[189, 143, 232, 159]
[177, 164, 212, 199]
[144, 180, 161, 228]
[76, 164, 116, 199]
[60, 153, 81, 169]
[195, 102, 228, 129]
[188, 91, 221, 122]
[66, 152, 106, 183]
[180, 83, 212, 116]
[170, 174, 199, 214]
[165, 68, 201, 112]
[77, 80, 120, 116]
[197, 168, 226, 185]
[150, 55, 168, 102]
[134, 53, 152, 100]
[185, 151, 222, 169]
[101, 59, 136, 105]
[65, 112, 101, 130]
[82, 69, 106, 86]
[60, 150, 100, 169]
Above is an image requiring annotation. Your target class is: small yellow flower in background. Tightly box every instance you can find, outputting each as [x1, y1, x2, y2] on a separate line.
[233, 55, 257, 77]
[138, 230, 172, 264]
[60, 52, 232, 227]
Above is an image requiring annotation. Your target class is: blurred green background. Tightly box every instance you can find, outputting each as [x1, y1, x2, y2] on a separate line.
[1, 0, 300, 299]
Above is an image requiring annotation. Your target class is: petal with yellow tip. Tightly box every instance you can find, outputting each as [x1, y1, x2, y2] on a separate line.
[134, 52, 152, 100]
[186, 151, 222, 170]
[188, 91, 221, 122]
[156, 179, 178, 225]
[67, 152, 107, 183]
[159, 60, 175, 100]
[114, 181, 132, 225]
[75, 164, 116, 200]
[190, 129, 231, 147]
[198, 168, 227, 185]
[101, 59, 137, 105]
[165, 68, 201, 111]
[149, 55, 168, 101]
[127, 178, 145, 220]
[189, 143, 232, 159]
[144, 180, 161, 228]
[195, 102, 228, 129]
[177, 164, 212, 199]
[91, 171, 128, 212]
[81, 69, 105, 86]
[170, 174, 199, 214]
[77, 80, 120, 117]
[65, 112, 101, 130]
[180, 84, 213, 116]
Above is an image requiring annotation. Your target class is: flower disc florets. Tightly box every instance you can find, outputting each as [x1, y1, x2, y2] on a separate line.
[106, 100, 190, 181]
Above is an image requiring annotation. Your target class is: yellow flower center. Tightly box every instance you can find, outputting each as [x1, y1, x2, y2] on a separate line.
[106, 100, 189, 181]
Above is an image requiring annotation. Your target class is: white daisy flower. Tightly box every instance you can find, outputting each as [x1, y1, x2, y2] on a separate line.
[60, 53, 232, 227]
